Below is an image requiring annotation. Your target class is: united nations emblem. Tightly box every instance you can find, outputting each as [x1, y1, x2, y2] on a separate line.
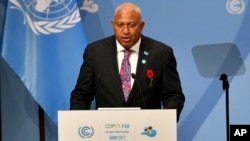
[10, 0, 81, 35]
[226, 0, 245, 15]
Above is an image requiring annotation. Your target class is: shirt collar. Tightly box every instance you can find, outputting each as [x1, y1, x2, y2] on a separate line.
[116, 38, 141, 53]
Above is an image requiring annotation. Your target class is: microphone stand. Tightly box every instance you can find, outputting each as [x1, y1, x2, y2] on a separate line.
[219, 74, 230, 141]
[131, 73, 147, 109]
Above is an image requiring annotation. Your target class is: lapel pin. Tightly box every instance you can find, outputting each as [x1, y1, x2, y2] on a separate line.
[144, 51, 149, 56]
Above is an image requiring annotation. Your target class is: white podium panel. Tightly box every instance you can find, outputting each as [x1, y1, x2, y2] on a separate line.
[58, 109, 176, 141]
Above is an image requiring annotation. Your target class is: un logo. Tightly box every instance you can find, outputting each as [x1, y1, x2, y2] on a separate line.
[78, 126, 94, 138]
[226, 0, 245, 15]
[10, 0, 81, 35]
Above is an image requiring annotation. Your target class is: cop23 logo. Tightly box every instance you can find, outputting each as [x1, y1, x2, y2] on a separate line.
[9, 0, 81, 35]
[226, 0, 245, 15]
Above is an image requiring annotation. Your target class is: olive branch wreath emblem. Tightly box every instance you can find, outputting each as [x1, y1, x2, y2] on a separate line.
[10, 0, 81, 35]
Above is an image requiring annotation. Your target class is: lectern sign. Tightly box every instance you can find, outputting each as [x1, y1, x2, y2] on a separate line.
[58, 109, 176, 141]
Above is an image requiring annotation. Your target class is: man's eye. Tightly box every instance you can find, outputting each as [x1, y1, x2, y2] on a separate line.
[129, 24, 136, 27]
[116, 23, 123, 26]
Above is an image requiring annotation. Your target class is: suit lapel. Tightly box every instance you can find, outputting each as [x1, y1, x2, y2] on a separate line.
[105, 36, 126, 103]
[135, 37, 152, 84]
[128, 36, 152, 102]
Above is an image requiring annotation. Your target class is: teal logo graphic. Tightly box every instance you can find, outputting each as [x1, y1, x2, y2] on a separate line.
[141, 126, 157, 137]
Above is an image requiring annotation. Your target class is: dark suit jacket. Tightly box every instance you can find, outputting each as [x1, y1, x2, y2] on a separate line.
[70, 35, 185, 120]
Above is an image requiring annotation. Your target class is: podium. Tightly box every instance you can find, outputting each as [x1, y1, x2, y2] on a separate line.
[58, 109, 177, 141]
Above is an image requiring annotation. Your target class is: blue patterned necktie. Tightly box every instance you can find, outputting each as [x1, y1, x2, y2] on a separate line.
[120, 49, 132, 101]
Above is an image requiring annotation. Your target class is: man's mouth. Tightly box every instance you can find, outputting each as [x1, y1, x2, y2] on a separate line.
[122, 37, 131, 42]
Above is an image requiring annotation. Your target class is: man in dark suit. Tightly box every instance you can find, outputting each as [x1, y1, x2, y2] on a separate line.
[70, 2, 185, 121]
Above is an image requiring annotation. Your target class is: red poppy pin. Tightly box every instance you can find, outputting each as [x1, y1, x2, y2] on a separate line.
[146, 69, 154, 87]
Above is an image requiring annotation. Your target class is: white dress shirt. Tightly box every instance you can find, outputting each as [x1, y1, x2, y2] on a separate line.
[116, 38, 141, 88]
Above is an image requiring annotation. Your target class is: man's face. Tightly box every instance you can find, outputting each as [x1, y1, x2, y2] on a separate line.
[112, 7, 144, 49]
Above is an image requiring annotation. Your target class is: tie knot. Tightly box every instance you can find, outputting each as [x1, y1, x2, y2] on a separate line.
[123, 49, 132, 58]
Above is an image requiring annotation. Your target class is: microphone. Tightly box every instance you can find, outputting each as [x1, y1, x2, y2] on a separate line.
[219, 73, 229, 90]
[131, 73, 147, 109]
[219, 73, 227, 81]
